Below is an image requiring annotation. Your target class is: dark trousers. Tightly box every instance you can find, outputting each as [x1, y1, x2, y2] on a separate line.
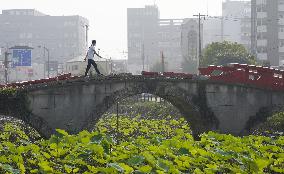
[85, 59, 101, 76]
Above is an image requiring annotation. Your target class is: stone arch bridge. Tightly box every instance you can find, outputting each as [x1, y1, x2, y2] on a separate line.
[1, 75, 284, 139]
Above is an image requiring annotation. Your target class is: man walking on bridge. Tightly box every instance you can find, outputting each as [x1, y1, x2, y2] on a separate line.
[84, 40, 103, 77]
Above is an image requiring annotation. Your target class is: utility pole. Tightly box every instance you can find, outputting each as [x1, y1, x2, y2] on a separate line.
[142, 44, 145, 71]
[4, 51, 11, 84]
[146, 55, 149, 71]
[38, 45, 50, 78]
[193, 13, 206, 69]
[221, 16, 224, 41]
[85, 25, 89, 48]
[47, 48, 50, 78]
[116, 102, 119, 145]
[161, 51, 165, 73]
[110, 57, 113, 74]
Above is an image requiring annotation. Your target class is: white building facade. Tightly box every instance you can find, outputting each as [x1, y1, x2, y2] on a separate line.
[222, 0, 251, 50]
[252, 0, 284, 66]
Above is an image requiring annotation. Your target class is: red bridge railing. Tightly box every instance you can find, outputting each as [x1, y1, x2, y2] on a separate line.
[2, 64, 284, 91]
[199, 63, 284, 90]
[0, 73, 76, 89]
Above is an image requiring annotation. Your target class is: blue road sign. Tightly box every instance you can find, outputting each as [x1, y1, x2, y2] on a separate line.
[12, 49, 32, 66]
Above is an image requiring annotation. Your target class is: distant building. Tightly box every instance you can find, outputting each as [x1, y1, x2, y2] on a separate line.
[203, 17, 222, 47]
[112, 59, 128, 73]
[222, 0, 251, 50]
[158, 19, 183, 71]
[181, 19, 201, 73]
[251, 0, 284, 66]
[127, 5, 205, 73]
[127, 5, 159, 74]
[66, 56, 111, 76]
[0, 9, 89, 65]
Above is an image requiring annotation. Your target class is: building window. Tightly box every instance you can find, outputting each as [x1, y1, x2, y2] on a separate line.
[19, 33, 33, 39]
[72, 65, 78, 71]
[256, 0, 266, 5]
[257, 47, 267, 53]
[280, 55, 284, 60]
[64, 21, 76, 27]
[64, 33, 69, 38]
[27, 33, 32, 38]
[280, 40, 284, 47]
[19, 33, 25, 39]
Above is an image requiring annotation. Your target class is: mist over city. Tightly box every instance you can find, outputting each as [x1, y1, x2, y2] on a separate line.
[0, 0, 224, 82]
[0, 1, 284, 173]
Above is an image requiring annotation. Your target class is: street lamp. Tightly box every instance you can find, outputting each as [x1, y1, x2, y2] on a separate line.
[110, 57, 113, 74]
[38, 45, 50, 78]
[0, 46, 11, 84]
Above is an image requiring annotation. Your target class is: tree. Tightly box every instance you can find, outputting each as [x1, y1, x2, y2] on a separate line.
[200, 41, 256, 67]
[260, 60, 271, 67]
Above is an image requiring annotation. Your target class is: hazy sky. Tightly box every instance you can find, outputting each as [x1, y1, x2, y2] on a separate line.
[1, 0, 225, 59]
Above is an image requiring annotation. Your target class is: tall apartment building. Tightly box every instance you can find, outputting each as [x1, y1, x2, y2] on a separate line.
[0, 9, 89, 64]
[127, 5, 159, 73]
[222, 0, 251, 50]
[251, 0, 284, 66]
[127, 5, 202, 73]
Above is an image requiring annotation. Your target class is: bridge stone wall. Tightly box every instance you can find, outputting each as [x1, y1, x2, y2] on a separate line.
[26, 79, 212, 138]
[204, 84, 284, 134]
[1, 77, 284, 139]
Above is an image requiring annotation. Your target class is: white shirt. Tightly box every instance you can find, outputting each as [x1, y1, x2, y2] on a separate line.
[86, 45, 96, 60]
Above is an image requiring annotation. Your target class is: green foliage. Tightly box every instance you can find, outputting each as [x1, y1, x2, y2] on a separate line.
[267, 112, 284, 129]
[0, 113, 283, 173]
[96, 114, 191, 141]
[254, 112, 284, 134]
[0, 88, 31, 122]
[0, 87, 17, 96]
[0, 116, 41, 142]
[201, 41, 256, 67]
[260, 60, 271, 67]
[109, 101, 182, 120]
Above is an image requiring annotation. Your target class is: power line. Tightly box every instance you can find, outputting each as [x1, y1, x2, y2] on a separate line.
[206, 15, 283, 22]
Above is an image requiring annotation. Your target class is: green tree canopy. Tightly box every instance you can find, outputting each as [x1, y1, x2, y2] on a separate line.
[200, 41, 256, 67]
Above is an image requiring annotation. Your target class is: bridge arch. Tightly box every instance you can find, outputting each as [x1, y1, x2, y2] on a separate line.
[5, 77, 278, 139]
[0, 114, 52, 140]
[82, 82, 217, 139]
